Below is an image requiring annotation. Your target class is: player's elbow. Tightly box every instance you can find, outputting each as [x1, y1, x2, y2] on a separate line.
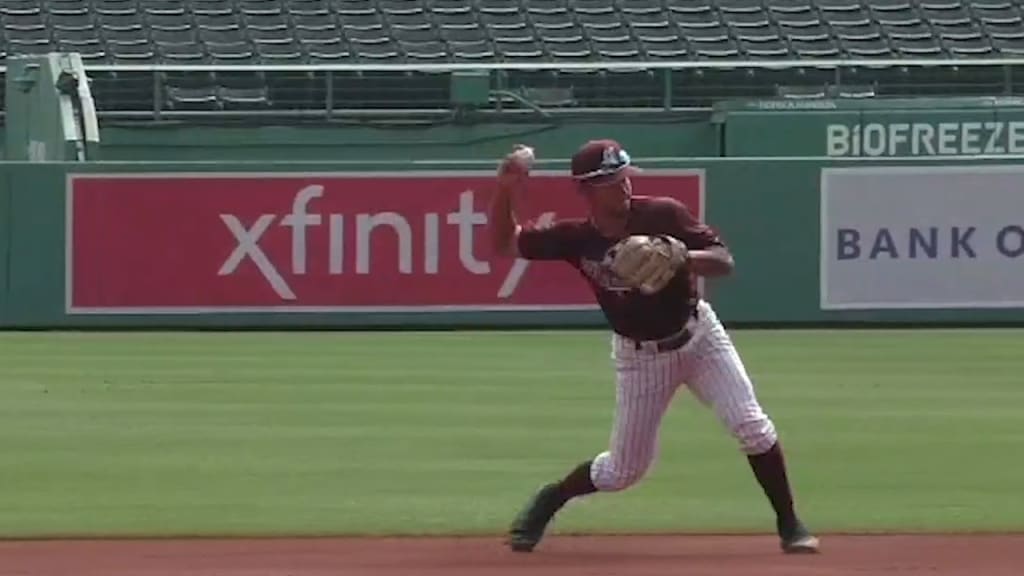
[489, 223, 522, 258]
[705, 259, 734, 278]
[489, 230, 519, 259]
[691, 246, 734, 277]
[716, 249, 736, 275]
[492, 241, 517, 259]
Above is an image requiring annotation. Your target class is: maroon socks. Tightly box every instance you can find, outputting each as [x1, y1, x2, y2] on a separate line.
[549, 446, 801, 533]
[555, 459, 598, 504]
[747, 441, 799, 530]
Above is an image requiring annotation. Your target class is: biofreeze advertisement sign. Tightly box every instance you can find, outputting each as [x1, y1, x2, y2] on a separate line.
[820, 165, 1024, 310]
[826, 121, 1024, 157]
[66, 171, 703, 314]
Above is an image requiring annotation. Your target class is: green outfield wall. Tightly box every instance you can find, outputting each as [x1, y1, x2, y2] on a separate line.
[96, 120, 719, 161]
[1, 156, 1022, 329]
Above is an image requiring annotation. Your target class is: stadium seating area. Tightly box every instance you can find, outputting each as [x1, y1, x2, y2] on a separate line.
[2, 0, 1024, 112]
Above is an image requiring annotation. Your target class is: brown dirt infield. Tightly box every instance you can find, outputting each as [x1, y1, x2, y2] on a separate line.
[2, 533, 1021, 576]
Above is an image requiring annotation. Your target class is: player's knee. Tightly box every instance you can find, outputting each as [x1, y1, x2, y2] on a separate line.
[600, 465, 649, 492]
[733, 417, 778, 455]
[591, 451, 653, 492]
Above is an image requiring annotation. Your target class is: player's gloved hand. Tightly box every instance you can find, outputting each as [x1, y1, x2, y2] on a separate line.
[608, 235, 689, 294]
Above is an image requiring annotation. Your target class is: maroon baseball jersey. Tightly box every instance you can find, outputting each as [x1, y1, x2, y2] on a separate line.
[517, 195, 724, 341]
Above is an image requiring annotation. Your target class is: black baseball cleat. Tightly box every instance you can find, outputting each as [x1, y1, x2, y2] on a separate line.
[778, 518, 821, 554]
[506, 483, 566, 553]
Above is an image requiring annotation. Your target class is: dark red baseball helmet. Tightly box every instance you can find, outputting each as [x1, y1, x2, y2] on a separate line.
[570, 139, 639, 186]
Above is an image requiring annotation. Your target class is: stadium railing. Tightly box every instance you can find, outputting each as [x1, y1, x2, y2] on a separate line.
[2, 58, 1024, 119]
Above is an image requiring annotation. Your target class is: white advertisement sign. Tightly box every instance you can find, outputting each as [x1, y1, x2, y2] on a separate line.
[820, 165, 1024, 310]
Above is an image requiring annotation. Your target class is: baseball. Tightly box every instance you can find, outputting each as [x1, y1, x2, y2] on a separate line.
[512, 145, 535, 169]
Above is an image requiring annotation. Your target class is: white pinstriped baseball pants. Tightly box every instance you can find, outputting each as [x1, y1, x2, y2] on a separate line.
[590, 300, 778, 492]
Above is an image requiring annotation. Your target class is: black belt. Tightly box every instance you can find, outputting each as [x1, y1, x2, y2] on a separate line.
[632, 327, 694, 352]
[629, 305, 699, 353]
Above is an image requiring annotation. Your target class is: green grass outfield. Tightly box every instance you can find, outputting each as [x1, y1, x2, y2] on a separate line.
[1, 329, 1022, 539]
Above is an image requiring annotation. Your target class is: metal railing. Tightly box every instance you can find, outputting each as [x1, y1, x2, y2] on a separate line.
[2, 57, 1023, 119]
[64, 57, 1024, 71]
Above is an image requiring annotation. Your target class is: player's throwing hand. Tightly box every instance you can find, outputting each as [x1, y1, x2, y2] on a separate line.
[497, 144, 534, 187]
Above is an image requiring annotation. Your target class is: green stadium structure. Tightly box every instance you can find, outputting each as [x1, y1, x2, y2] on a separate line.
[2, 0, 1024, 114]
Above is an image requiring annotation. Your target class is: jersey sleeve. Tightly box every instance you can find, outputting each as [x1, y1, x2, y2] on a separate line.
[661, 198, 724, 249]
[516, 220, 583, 261]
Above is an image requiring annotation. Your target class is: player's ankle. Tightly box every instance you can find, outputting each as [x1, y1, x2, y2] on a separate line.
[776, 513, 801, 535]
[557, 460, 598, 501]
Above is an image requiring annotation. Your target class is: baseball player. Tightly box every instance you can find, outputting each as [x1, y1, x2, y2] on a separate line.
[488, 140, 820, 554]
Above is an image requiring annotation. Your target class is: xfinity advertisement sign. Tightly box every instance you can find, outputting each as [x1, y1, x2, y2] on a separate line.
[65, 171, 704, 313]
[820, 165, 1024, 310]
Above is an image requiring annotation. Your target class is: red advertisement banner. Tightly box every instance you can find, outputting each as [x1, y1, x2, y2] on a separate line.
[67, 171, 704, 313]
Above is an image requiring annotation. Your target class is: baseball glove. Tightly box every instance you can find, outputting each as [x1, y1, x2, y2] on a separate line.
[607, 235, 689, 294]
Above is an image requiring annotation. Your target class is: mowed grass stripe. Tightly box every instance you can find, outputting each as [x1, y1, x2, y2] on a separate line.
[0, 329, 1022, 537]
